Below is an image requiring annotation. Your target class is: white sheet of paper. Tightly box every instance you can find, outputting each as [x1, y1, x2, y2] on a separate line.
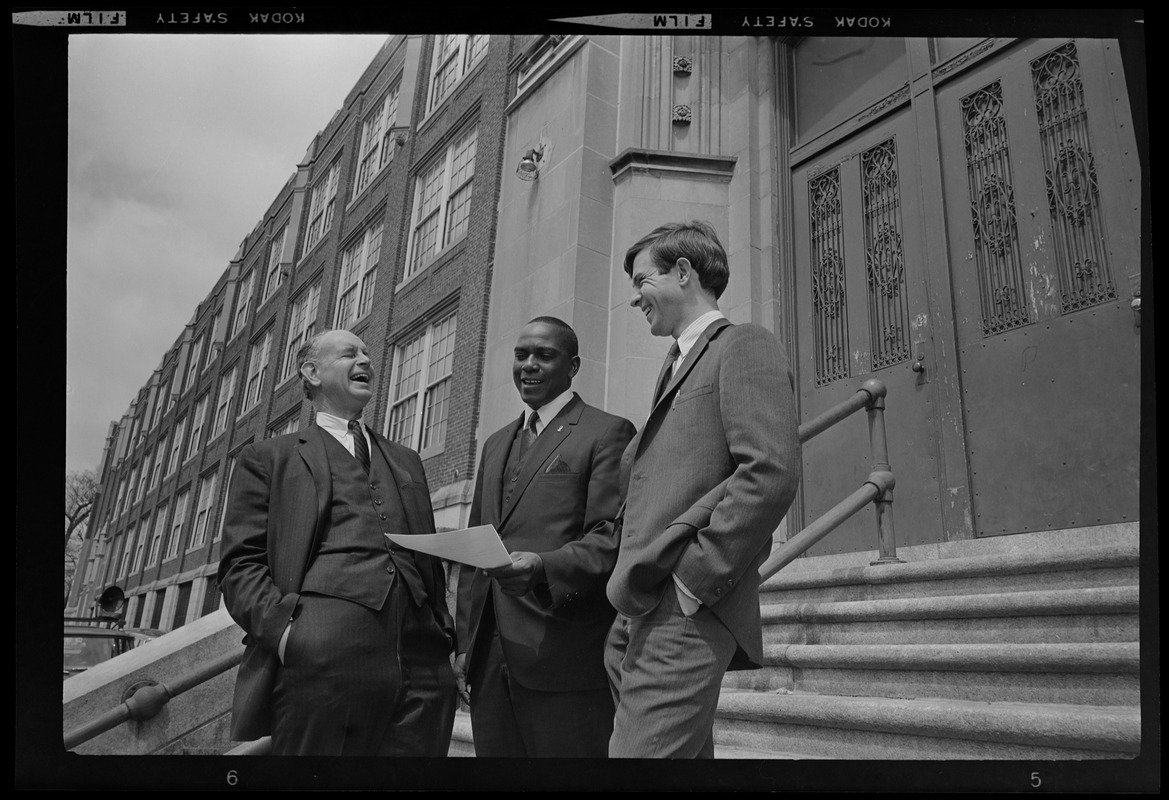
[385, 525, 511, 569]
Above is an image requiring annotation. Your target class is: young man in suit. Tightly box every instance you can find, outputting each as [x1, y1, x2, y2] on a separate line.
[218, 328, 457, 756]
[455, 317, 635, 757]
[606, 221, 802, 758]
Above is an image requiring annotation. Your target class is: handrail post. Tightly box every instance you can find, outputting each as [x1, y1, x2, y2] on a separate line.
[862, 380, 902, 565]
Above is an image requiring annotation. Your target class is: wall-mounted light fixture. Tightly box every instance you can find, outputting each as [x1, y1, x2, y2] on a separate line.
[516, 145, 546, 182]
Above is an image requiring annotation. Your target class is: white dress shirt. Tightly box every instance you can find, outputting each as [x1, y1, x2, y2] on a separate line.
[522, 387, 575, 436]
[316, 410, 371, 457]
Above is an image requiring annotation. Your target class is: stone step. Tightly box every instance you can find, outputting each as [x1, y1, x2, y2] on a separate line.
[762, 544, 1139, 605]
[713, 690, 1140, 760]
[721, 642, 1140, 706]
[762, 586, 1139, 645]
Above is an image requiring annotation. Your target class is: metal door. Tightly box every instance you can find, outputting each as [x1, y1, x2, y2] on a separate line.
[934, 38, 1141, 535]
[792, 110, 946, 555]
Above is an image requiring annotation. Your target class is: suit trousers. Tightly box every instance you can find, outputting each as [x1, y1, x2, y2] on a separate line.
[270, 582, 456, 756]
[469, 600, 613, 758]
[605, 585, 737, 758]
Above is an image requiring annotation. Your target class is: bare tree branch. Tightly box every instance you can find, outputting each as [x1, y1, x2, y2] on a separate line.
[65, 469, 99, 553]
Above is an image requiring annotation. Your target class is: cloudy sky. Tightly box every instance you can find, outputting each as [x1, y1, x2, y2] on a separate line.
[66, 34, 391, 473]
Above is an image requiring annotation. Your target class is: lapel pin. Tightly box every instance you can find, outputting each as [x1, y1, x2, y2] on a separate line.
[557, 425, 564, 432]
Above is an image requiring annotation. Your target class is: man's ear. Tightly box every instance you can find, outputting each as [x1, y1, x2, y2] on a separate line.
[675, 257, 692, 286]
[569, 355, 581, 378]
[300, 361, 321, 389]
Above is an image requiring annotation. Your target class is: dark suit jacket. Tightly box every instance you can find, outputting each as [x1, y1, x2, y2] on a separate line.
[456, 393, 635, 692]
[607, 319, 801, 670]
[217, 423, 452, 740]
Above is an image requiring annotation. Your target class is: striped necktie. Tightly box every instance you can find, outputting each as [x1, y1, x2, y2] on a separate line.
[348, 419, 370, 473]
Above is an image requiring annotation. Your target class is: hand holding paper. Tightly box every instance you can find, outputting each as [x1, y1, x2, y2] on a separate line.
[385, 524, 511, 569]
[485, 551, 545, 596]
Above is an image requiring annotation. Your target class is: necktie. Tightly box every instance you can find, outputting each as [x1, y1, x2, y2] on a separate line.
[653, 342, 682, 406]
[349, 419, 370, 473]
[517, 411, 539, 463]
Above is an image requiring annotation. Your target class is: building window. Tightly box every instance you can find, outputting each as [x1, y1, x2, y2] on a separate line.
[269, 416, 301, 439]
[83, 548, 99, 585]
[114, 478, 128, 516]
[200, 575, 222, 617]
[335, 222, 384, 329]
[189, 470, 219, 550]
[204, 311, 222, 370]
[355, 86, 401, 197]
[165, 491, 190, 561]
[125, 466, 140, 508]
[387, 312, 457, 456]
[241, 331, 272, 413]
[185, 335, 204, 392]
[304, 159, 341, 254]
[151, 375, 171, 429]
[150, 589, 166, 629]
[172, 582, 193, 630]
[186, 393, 209, 462]
[129, 412, 142, 451]
[427, 34, 488, 114]
[146, 503, 168, 568]
[280, 283, 322, 384]
[144, 387, 160, 434]
[211, 367, 238, 438]
[130, 519, 149, 575]
[150, 438, 166, 489]
[406, 126, 478, 277]
[261, 225, 288, 304]
[135, 454, 151, 501]
[166, 417, 187, 476]
[232, 271, 254, 339]
[117, 532, 133, 578]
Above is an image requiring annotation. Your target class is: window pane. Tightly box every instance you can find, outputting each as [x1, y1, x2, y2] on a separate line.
[421, 378, 451, 451]
[426, 314, 458, 384]
[412, 212, 440, 272]
[389, 396, 417, 446]
[394, 335, 425, 402]
[445, 184, 473, 246]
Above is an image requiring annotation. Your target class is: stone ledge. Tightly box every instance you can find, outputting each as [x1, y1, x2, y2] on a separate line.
[764, 541, 1140, 592]
[716, 691, 1141, 755]
[761, 585, 1139, 623]
[777, 524, 1140, 575]
[761, 642, 1140, 673]
[608, 148, 737, 183]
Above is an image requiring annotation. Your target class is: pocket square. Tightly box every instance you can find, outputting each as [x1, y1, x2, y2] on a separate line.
[544, 455, 575, 474]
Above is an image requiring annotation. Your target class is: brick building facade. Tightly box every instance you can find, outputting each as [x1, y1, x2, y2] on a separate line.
[67, 34, 514, 627]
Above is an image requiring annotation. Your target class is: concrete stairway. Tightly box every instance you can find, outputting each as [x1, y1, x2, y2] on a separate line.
[713, 528, 1141, 759]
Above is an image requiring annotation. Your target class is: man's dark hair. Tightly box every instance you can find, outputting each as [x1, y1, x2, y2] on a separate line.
[527, 316, 579, 358]
[623, 220, 730, 300]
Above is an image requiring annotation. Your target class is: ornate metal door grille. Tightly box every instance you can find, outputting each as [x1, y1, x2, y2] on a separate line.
[1031, 42, 1117, 312]
[861, 139, 911, 369]
[961, 81, 1031, 335]
[809, 168, 849, 386]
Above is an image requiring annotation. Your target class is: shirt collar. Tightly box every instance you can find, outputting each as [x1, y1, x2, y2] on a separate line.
[316, 410, 363, 439]
[524, 388, 575, 432]
[675, 309, 726, 360]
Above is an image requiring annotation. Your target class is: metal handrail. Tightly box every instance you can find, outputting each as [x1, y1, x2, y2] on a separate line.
[63, 645, 244, 751]
[760, 378, 901, 583]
